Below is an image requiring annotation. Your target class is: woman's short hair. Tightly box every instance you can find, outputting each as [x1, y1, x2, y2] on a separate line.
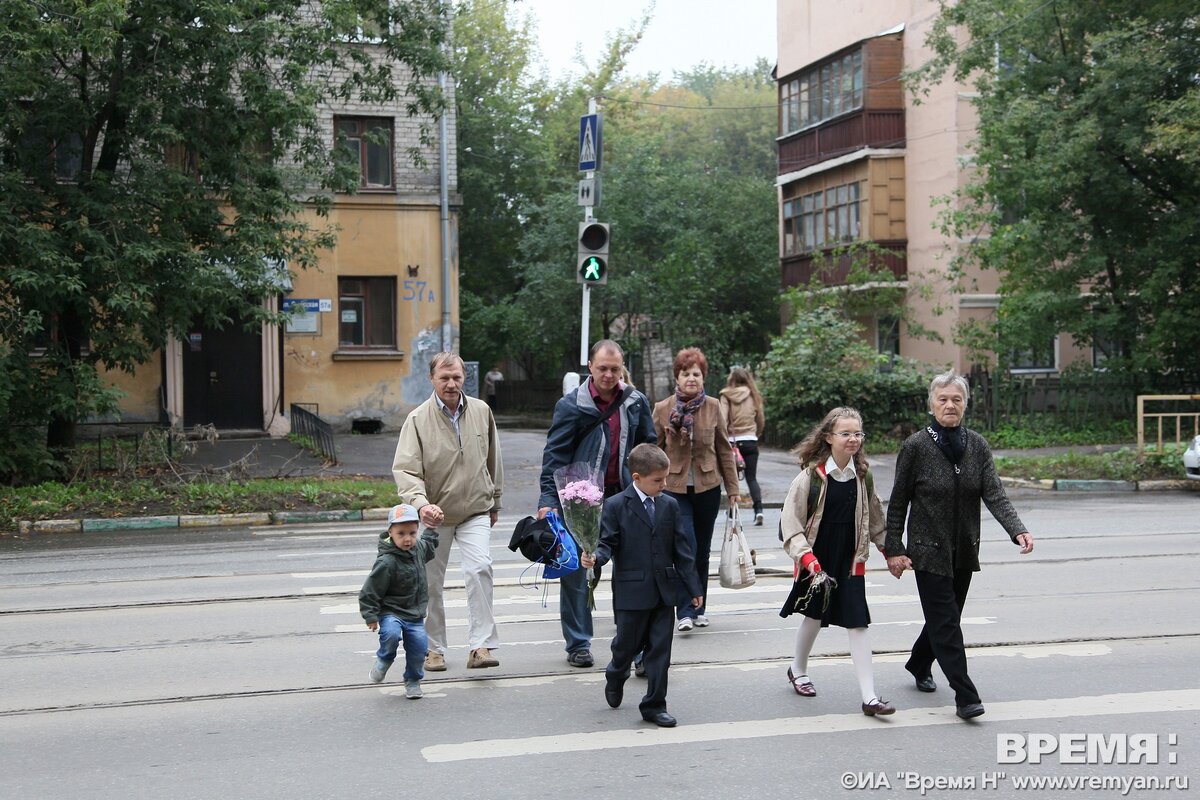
[673, 347, 708, 377]
[428, 352, 465, 375]
[628, 443, 670, 475]
[927, 370, 970, 411]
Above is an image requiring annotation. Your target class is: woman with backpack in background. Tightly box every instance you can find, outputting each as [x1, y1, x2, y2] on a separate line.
[719, 367, 766, 525]
[778, 406, 894, 716]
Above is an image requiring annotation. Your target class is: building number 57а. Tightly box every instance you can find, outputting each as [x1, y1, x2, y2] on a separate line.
[402, 280, 435, 303]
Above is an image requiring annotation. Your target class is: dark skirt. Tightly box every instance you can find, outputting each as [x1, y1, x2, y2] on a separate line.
[778, 476, 870, 629]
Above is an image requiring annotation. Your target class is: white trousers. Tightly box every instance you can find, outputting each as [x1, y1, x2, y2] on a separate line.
[424, 513, 499, 653]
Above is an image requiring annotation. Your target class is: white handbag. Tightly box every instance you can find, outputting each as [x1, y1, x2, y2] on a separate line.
[718, 503, 756, 590]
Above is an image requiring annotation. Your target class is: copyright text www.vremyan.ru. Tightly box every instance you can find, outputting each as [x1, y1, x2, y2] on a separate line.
[840, 771, 1189, 795]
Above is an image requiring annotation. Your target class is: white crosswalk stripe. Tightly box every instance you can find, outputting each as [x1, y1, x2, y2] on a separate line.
[417, 646, 1163, 763]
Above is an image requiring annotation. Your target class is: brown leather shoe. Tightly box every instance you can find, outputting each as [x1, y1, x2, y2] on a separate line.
[861, 698, 895, 716]
[467, 647, 499, 668]
[424, 652, 446, 672]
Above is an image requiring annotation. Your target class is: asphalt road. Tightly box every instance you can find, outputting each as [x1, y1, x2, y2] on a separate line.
[2, 487, 1198, 799]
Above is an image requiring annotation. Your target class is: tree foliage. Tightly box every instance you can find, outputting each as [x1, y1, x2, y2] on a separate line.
[452, 2, 779, 379]
[0, 0, 450, 477]
[918, 0, 1200, 381]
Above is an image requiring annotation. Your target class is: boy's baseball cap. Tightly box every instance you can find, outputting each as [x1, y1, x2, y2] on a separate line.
[388, 504, 420, 525]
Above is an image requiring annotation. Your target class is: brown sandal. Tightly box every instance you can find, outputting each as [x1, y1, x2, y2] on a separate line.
[787, 667, 816, 697]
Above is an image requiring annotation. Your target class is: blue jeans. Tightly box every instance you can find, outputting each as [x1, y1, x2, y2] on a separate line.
[666, 486, 723, 619]
[376, 614, 428, 683]
[559, 566, 593, 653]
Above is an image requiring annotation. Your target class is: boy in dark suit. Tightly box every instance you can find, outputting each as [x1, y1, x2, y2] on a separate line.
[581, 443, 702, 727]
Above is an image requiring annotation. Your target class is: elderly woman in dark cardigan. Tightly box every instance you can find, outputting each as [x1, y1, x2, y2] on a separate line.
[884, 370, 1034, 721]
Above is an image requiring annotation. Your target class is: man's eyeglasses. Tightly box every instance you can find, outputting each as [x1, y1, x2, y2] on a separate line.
[833, 432, 867, 440]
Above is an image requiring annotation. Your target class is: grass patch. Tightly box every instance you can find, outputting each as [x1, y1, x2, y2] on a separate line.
[1, 476, 397, 531]
[994, 446, 1186, 482]
[979, 419, 1136, 449]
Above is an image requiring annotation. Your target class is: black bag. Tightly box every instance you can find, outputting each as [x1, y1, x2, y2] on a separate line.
[508, 516, 563, 565]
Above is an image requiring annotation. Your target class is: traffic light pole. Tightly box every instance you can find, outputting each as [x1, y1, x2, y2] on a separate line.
[579, 96, 597, 369]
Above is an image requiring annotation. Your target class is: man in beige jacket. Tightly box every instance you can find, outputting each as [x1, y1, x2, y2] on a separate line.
[392, 353, 503, 670]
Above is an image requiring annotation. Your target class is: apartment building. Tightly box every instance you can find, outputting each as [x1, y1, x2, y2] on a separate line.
[102, 48, 458, 433]
[775, 0, 1085, 373]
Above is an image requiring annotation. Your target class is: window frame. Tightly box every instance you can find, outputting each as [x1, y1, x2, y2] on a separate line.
[778, 46, 865, 136]
[334, 116, 395, 190]
[782, 180, 861, 255]
[337, 276, 397, 350]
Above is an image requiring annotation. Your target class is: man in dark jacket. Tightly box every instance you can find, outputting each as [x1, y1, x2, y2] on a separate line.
[537, 340, 656, 667]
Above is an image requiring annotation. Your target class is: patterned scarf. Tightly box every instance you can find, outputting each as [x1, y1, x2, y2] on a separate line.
[669, 389, 706, 436]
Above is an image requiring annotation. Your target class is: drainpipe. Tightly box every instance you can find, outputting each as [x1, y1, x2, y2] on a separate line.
[438, 68, 452, 353]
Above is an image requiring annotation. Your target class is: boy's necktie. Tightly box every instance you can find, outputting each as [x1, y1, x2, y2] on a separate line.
[644, 497, 655, 524]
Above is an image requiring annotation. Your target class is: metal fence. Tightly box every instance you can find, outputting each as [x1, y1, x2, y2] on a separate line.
[290, 404, 338, 464]
[968, 367, 1141, 430]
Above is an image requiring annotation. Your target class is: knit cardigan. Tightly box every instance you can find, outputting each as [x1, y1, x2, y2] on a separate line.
[884, 426, 1026, 577]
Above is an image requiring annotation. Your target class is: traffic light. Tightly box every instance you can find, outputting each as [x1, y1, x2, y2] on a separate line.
[577, 221, 609, 285]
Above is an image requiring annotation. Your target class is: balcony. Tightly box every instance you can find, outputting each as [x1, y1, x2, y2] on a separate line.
[781, 242, 907, 289]
[778, 109, 905, 176]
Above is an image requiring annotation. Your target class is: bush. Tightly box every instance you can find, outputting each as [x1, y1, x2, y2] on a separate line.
[759, 306, 931, 442]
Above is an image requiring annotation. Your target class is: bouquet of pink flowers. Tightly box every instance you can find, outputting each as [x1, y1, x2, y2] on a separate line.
[554, 462, 605, 608]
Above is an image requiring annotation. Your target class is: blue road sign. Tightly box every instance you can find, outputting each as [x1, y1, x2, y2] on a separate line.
[579, 113, 603, 172]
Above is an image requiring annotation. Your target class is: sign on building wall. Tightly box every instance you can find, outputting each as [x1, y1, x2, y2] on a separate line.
[283, 299, 321, 334]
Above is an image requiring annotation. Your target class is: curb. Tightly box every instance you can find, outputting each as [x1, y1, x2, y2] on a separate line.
[8, 476, 1199, 536]
[998, 476, 1200, 493]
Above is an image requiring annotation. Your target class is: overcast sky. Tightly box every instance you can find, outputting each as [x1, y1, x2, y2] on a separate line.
[509, 0, 778, 79]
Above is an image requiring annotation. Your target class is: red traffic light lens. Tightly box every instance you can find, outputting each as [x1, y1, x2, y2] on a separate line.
[579, 223, 608, 251]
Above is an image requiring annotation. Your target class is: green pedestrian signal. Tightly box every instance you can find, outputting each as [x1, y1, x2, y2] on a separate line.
[577, 221, 610, 285]
[579, 255, 607, 284]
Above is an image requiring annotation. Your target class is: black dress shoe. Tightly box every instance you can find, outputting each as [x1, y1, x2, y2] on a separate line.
[915, 676, 937, 693]
[604, 680, 623, 709]
[956, 703, 985, 719]
[642, 711, 677, 727]
[634, 659, 646, 677]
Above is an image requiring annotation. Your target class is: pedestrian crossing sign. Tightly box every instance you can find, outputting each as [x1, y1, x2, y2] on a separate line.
[579, 113, 602, 172]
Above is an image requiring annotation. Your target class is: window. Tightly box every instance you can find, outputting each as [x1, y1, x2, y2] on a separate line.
[779, 48, 864, 135]
[782, 181, 860, 255]
[335, 117, 393, 189]
[17, 129, 83, 181]
[877, 315, 900, 356]
[1010, 340, 1057, 372]
[338, 277, 395, 348]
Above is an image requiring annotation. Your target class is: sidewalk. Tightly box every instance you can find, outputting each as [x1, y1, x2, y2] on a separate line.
[12, 428, 1190, 535]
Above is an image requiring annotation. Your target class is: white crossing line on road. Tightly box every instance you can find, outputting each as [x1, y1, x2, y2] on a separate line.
[258, 517, 530, 538]
[318, 586, 917, 613]
[331, 614, 993, 634]
[421, 686, 1197, 763]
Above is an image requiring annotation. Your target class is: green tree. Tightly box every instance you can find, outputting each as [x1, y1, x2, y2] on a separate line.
[0, 0, 449, 478]
[918, 0, 1200, 381]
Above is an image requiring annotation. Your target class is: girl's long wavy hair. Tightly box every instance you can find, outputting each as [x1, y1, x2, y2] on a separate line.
[725, 367, 763, 410]
[792, 406, 869, 473]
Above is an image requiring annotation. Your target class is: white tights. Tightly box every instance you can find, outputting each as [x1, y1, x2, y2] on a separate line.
[790, 616, 878, 704]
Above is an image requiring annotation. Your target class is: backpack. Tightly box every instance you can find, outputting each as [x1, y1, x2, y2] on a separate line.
[777, 466, 873, 541]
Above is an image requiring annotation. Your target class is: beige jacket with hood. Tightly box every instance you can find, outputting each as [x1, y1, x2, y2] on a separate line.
[780, 463, 886, 573]
[719, 386, 764, 439]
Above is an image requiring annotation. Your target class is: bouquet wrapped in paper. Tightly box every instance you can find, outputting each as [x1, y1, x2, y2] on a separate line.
[553, 462, 605, 609]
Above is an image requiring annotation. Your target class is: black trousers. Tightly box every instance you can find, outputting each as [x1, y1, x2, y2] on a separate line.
[908, 569, 980, 707]
[607, 602, 675, 714]
[737, 440, 763, 515]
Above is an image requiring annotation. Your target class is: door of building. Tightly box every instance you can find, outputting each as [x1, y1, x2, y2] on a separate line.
[182, 316, 263, 429]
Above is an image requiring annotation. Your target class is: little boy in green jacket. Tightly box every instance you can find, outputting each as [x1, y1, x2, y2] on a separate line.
[359, 504, 438, 698]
